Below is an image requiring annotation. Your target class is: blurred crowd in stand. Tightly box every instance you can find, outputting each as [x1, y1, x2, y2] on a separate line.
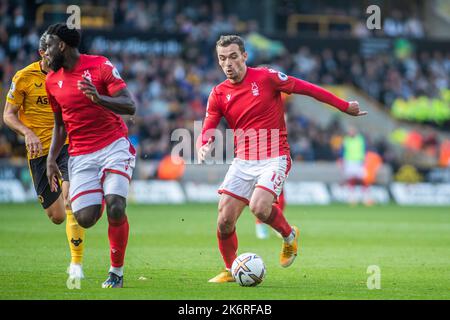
[1, 0, 448, 173]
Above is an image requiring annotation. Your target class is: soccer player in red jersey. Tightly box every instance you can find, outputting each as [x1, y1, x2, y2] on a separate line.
[44, 23, 136, 288]
[198, 35, 367, 283]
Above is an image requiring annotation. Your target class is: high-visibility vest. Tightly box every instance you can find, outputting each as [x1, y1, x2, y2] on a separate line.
[364, 151, 382, 185]
[343, 134, 365, 162]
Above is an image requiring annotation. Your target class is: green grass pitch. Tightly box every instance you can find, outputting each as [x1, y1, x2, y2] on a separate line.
[0, 202, 449, 300]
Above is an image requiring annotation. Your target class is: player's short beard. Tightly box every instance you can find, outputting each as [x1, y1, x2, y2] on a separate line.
[226, 71, 236, 81]
[48, 52, 65, 72]
[225, 66, 243, 82]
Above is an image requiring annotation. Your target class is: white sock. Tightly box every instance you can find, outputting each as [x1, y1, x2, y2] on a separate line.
[109, 266, 124, 277]
[283, 228, 295, 244]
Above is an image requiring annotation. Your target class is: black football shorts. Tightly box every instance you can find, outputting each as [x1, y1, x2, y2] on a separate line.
[28, 144, 69, 209]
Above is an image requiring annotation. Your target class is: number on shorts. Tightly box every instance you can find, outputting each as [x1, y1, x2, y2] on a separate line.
[271, 171, 284, 191]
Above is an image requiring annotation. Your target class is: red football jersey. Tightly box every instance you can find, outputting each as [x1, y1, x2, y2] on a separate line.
[201, 67, 350, 160]
[46, 54, 128, 156]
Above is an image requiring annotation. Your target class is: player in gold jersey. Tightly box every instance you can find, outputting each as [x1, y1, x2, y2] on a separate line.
[3, 32, 86, 280]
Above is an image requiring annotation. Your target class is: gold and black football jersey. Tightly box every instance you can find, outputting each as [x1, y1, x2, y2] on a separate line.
[6, 61, 67, 158]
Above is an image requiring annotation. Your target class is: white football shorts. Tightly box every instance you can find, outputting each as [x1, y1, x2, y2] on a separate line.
[343, 160, 366, 180]
[218, 155, 291, 204]
[68, 137, 136, 212]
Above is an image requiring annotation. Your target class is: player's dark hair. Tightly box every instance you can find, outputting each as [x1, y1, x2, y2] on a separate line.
[39, 31, 47, 51]
[216, 35, 245, 53]
[46, 23, 81, 48]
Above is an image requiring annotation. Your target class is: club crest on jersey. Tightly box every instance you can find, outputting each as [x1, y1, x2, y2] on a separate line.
[251, 82, 259, 96]
[58, 80, 63, 88]
[83, 70, 92, 81]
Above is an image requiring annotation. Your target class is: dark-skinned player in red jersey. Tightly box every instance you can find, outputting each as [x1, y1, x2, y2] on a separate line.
[198, 35, 367, 283]
[44, 23, 136, 288]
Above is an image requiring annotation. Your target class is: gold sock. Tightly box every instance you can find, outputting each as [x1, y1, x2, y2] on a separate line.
[66, 209, 85, 264]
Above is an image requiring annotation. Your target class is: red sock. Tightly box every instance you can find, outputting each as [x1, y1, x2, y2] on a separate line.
[264, 205, 292, 238]
[217, 228, 238, 269]
[276, 190, 286, 213]
[108, 215, 129, 268]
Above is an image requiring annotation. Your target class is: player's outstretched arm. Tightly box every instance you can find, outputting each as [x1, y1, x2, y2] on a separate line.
[3, 102, 43, 158]
[78, 75, 135, 115]
[291, 78, 368, 117]
[47, 111, 66, 192]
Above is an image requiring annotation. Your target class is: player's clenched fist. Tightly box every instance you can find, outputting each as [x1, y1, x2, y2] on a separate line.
[345, 101, 368, 117]
[198, 137, 213, 163]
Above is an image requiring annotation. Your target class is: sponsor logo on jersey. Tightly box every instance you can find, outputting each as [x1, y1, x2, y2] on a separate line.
[34, 82, 43, 88]
[36, 96, 49, 104]
[58, 80, 63, 88]
[226, 93, 232, 102]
